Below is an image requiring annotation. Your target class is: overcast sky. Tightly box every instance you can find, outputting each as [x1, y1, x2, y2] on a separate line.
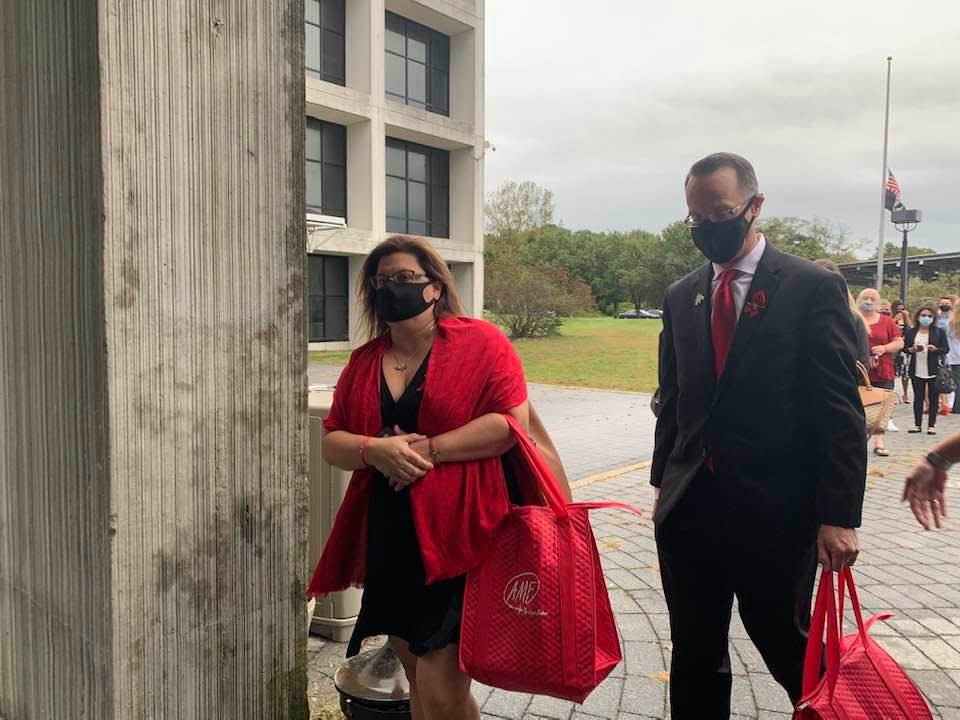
[484, 0, 960, 256]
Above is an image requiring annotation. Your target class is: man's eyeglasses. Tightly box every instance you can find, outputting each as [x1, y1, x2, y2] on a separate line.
[370, 270, 429, 289]
[683, 195, 758, 229]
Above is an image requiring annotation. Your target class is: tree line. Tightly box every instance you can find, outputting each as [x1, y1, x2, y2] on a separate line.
[485, 181, 866, 337]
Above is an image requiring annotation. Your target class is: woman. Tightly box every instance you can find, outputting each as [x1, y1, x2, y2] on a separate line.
[858, 288, 904, 456]
[949, 300, 960, 413]
[903, 304, 949, 435]
[307, 236, 529, 720]
[814, 259, 870, 369]
[892, 300, 912, 404]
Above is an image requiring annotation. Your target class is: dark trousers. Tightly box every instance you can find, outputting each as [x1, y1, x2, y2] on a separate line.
[655, 467, 818, 719]
[912, 376, 940, 428]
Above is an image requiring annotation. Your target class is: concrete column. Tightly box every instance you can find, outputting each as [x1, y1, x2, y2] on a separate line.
[0, 2, 309, 718]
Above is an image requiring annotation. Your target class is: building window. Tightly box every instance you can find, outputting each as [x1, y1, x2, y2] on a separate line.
[308, 254, 349, 342]
[306, 0, 345, 85]
[305, 118, 347, 218]
[384, 11, 449, 116]
[386, 139, 449, 238]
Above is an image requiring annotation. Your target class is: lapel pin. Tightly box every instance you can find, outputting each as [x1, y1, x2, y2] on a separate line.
[695, 293, 704, 306]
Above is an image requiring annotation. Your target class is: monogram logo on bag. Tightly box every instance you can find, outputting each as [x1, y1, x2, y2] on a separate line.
[503, 573, 548, 617]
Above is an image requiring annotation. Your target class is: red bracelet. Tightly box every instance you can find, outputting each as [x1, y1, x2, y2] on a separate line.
[359, 436, 371, 468]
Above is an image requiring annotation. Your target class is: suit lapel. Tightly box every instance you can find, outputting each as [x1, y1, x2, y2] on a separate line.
[714, 245, 784, 402]
[691, 263, 717, 398]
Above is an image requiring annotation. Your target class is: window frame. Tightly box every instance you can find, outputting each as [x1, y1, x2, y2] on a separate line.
[306, 0, 346, 86]
[385, 138, 449, 239]
[305, 118, 347, 219]
[307, 254, 349, 343]
[384, 11, 450, 117]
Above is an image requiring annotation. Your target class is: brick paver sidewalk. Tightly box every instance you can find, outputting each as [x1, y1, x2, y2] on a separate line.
[308, 402, 960, 719]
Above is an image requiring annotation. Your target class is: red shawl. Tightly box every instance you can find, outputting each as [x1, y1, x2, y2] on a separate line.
[307, 316, 527, 597]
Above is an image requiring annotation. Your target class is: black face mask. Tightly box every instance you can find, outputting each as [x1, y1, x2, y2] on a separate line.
[376, 280, 436, 323]
[690, 196, 757, 265]
[940, 305, 953, 313]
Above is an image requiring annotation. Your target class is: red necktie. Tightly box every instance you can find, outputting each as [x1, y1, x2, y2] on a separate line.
[712, 269, 738, 378]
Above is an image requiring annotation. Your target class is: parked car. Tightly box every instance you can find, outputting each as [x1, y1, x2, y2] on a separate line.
[617, 309, 657, 319]
[645, 309, 663, 319]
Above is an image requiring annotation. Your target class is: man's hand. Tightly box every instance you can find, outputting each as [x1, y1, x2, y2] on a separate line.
[903, 460, 948, 530]
[817, 525, 859, 571]
[652, 487, 660, 518]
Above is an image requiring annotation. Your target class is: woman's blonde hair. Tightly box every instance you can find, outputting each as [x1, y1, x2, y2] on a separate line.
[358, 235, 465, 339]
[814, 259, 869, 334]
[948, 295, 960, 338]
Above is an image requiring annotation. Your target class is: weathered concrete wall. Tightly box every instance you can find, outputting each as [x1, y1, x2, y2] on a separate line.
[0, 2, 114, 719]
[1, 1, 309, 718]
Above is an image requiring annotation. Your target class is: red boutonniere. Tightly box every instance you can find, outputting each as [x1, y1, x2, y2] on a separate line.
[743, 290, 767, 318]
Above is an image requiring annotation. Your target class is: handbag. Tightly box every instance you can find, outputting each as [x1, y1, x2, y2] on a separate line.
[856, 361, 896, 436]
[794, 567, 932, 719]
[459, 414, 641, 703]
[935, 363, 956, 394]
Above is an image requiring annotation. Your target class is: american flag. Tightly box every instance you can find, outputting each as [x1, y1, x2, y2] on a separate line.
[885, 169, 903, 210]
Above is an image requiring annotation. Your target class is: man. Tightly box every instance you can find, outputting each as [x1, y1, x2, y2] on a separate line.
[652, 153, 866, 718]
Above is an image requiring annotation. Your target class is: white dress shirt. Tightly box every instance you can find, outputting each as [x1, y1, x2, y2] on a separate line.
[711, 234, 767, 322]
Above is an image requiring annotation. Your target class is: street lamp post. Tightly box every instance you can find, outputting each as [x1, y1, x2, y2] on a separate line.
[891, 208, 922, 303]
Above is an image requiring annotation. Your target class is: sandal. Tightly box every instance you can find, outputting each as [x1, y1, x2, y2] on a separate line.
[873, 447, 890, 457]
[908, 427, 922, 433]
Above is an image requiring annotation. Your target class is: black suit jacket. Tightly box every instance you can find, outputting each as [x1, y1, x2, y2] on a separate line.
[651, 244, 867, 529]
[902, 325, 949, 378]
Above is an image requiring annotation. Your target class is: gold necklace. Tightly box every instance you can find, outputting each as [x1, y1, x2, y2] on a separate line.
[390, 325, 435, 373]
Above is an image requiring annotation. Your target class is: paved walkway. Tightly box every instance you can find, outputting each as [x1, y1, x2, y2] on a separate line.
[307, 392, 960, 719]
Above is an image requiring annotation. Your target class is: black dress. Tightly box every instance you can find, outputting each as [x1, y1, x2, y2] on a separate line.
[346, 354, 466, 658]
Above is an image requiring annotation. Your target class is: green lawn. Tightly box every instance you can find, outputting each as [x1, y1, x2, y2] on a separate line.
[310, 317, 660, 393]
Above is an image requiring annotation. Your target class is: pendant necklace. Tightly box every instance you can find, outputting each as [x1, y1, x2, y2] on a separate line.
[391, 324, 435, 373]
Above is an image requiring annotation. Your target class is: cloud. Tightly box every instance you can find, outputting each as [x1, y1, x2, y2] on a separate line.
[485, 0, 960, 253]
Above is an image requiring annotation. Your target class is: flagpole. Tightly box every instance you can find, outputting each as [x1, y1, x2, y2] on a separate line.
[875, 56, 893, 290]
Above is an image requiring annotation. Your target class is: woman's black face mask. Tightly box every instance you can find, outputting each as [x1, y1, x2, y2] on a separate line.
[690, 195, 757, 265]
[376, 280, 436, 323]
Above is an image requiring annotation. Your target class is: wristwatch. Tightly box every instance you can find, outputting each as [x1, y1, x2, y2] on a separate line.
[925, 451, 953, 472]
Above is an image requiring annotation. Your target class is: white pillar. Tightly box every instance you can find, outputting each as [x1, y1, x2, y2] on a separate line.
[0, 1, 309, 717]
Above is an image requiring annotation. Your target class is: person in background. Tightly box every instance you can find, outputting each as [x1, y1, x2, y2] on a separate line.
[903, 433, 953, 530]
[815, 260, 870, 369]
[948, 299, 960, 414]
[937, 297, 955, 413]
[903, 304, 948, 435]
[892, 300, 912, 404]
[877, 300, 900, 431]
[857, 288, 904, 456]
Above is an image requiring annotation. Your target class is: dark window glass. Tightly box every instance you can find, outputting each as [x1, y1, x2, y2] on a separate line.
[305, 118, 347, 218]
[385, 53, 406, 98]
[386, 177, 407, 218]
[306, 0, 345, 86]
[307, 254, 349, 342]
[384, 11, 449, 116]
[384, 138, 449, 238]
[385, 12, 406, 54]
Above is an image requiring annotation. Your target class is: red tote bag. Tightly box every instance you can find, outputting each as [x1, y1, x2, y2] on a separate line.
[795, 567, 932, 720]
[459, 415, 641, 704]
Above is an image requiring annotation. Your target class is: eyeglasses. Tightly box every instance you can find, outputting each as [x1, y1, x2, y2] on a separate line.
[370, 270, 429, 289]
[684, 195, 758, 229]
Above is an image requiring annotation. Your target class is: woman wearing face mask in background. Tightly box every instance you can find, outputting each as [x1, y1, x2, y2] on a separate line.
[903, 304, 949, 434]
[307, 235, 531, 720]
[946, 297, 960, 414]
[892, 300, 912, 404]
[858, 288, 904, 455]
